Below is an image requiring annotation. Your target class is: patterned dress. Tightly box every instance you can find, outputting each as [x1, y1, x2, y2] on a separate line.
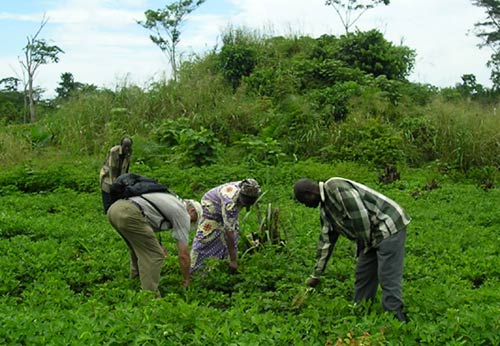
[190, 181, 242, 273]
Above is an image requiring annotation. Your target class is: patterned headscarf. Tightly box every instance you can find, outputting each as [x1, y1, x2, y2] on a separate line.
[239, 178, 261, 198]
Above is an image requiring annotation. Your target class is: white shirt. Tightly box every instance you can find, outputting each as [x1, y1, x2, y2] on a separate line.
[129, 192, 190, 245]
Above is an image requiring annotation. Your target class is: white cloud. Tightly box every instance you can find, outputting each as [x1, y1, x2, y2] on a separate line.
[0, 13, 44, 21]
[18, 0, 168, 96]
[363, 0, 491, 86]
[224, 0, 334, 37]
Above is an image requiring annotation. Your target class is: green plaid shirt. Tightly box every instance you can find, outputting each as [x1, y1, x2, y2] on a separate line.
[312, 178, 411, 278]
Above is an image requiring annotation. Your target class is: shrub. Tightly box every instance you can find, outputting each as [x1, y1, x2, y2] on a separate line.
[28, 123, 53, 149]
[333, 29, 416, 81]
[296, 58, 366, 89]
[243, 65, 300, 99]
[309, 81, 361, 122]
[400, 115, 438, 165]
[153, 118, 221, 166]
[175, 127, 221, 167]
[321, 118, 405, 167]
[154, 118, 192, 146]
[218, 28, 259, 89]
[263, 95, 328, 158]
[235, 135, 286, 166]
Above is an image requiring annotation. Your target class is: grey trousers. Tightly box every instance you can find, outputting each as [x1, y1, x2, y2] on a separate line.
[107, 199, 166, 296]
[354, 229, 406, 312]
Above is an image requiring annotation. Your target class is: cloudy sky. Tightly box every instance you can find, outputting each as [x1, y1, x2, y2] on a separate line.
[0, 0, 493, 98]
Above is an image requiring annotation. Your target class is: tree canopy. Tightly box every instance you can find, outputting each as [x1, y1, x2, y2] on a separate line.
[473, 0, 500, 88]
[138, 0, 206, 81]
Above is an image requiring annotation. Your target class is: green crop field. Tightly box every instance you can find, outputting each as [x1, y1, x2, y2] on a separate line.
[1, 160, 498, 345]
[2, 16, 500, 344]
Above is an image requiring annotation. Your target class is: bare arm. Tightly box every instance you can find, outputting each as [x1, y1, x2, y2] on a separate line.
[177, 241, 191, 286]
[226, 230, 238, 272]
[108, 148, 122, 181]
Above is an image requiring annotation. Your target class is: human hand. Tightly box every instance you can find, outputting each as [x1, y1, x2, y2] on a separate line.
[307, 277, 320, 288]
[180, 279, 189, 288]
[160, 245, 168, 257]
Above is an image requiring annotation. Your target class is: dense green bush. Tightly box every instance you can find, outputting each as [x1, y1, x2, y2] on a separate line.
[320, 118, 405, 168]
[154, 117, 192, 146]
[309, 81, 361, 122]
[218, 28, 259, 89]
[175, 127, 221, 166]
[235, 135, 286, 165]
[0, 89, 25, 124]
[400, 116, 438, 165]
[152, 118, 221, 166]
[332, 30, 416, 81]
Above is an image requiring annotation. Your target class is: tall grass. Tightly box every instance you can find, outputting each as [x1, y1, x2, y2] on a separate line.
[43, 85, 164, 156]
[3, 86, 500, 175]
[0, 125, 31, 166]
[429, 98, 500, 171]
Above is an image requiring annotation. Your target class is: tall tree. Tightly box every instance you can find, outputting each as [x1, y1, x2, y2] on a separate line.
[325, 0, 390, 34]
[138, 0, 205, 81]
[472, 0, 500, 89]
[55, 72, 83, 100]
[19, 15, 64, 122]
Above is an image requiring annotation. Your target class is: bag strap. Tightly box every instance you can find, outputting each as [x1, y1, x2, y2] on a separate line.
[138, 195, 172, 230]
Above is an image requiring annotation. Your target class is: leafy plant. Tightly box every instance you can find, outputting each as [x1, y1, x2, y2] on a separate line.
[322, 118, 405, 167]
[27, 123, 52, 148]
[175, 127, 220, 166]
[309, 81, 361, 122]
[154, 117, 192, 146]
[468, 165, 498, 190]
[243, 201, 288, 256]
[236, 135, 286, 165]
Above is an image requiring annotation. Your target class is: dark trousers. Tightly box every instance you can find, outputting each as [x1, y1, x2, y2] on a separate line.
[102, 190, 112, 214]
[354, 229, 406, 312]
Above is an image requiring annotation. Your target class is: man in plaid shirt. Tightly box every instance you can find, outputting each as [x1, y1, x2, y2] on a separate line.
[294, 177, 411, 322]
